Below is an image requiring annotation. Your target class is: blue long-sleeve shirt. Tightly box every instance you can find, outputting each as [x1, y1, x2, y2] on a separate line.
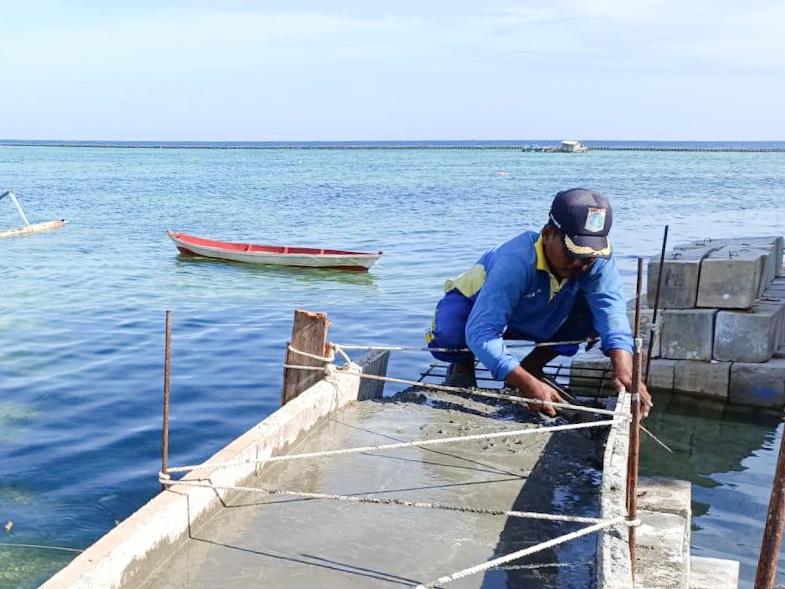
[448, 231, 633, 380]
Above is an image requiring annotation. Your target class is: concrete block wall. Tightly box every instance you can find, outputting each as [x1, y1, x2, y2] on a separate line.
[609, 237, 785, 408]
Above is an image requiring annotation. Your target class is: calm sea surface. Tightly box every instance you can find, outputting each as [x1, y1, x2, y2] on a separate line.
[2, 142, 785, 587]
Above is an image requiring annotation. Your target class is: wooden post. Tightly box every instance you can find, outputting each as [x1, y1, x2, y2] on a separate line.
[627, 258, 644, 580]
[754, 421, 785, 589]
[282, 310, 330, 406]
[161, 311, 172, 491]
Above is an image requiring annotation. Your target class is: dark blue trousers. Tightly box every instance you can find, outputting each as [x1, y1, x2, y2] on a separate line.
[427, 290, 597, 363]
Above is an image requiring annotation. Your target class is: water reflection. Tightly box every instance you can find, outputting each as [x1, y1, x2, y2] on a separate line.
[173, 253, 378, 286]
[641, 392, 780, 487]
[641, 391, 783, 588]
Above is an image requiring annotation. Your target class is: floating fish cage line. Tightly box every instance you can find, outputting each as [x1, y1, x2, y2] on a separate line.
[590, 146, 785, 153]
[2, 141, 784, 152]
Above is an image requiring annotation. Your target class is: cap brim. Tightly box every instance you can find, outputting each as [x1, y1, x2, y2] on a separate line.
[564, 234, 612, 259]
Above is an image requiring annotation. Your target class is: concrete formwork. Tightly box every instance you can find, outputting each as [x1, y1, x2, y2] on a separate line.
[38, 350, 390, 589]
[131, 391, 609, 589]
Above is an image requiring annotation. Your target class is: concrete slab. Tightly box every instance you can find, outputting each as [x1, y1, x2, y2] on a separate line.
[661, 309, 717, 361]
[634, 510, 690, 589]
[638, 477, 692, 521]
[689, 556, 739, 589]
[132, 393, 606, 589]
[673, 361, 730, 399]
[729, 359, 785, 408]
[713, 302, 784, 363]
[570, 353, 673, 393]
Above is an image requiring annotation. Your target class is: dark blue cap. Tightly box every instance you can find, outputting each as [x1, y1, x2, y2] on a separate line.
[548, 188, 613, 258]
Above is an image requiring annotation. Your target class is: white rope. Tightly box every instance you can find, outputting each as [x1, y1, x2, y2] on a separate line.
[330, 343, 353, 366]
[164, 418, 619, 474]
[158, 477, 609, 524]
[282, 360, 625, 418]
[415, 516, 639, 588]
[332, 339, 588, 353]
[286, 344, 335, 363]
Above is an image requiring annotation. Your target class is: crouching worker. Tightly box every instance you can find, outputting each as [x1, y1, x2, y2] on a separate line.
[425, 188, 652, 418]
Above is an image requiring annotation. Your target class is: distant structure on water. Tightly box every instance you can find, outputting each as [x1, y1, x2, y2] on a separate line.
[560, 140, 590, 153]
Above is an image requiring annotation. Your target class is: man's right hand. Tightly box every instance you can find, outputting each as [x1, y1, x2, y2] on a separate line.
[504, 366, 567, 417]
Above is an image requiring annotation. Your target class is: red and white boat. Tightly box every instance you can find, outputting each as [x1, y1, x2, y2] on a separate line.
[167, 231, 382, 271]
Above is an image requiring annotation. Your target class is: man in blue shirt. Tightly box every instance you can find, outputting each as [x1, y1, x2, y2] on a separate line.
[426, 188, 651, 417]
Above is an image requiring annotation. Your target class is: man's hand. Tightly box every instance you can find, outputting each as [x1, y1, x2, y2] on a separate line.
[608, 349, 653, 418]
[504, 365, 566, 417]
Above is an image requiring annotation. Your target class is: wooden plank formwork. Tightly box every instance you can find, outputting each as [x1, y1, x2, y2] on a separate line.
[282, 310, 331, 405]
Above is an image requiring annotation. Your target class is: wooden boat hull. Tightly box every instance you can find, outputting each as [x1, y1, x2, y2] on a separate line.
[0, 219, 67, 239]
[167, 231, 382, 271]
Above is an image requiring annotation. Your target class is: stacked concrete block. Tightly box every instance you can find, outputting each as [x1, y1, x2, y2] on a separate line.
[697, 247, 765, 309]
[643, 237, 785, 408]
[627, 298, 661, 359]
[647, 358, 677, 392]
[569, 352, 675, 394]
[647, 246, 712, 309]
[729, 359, 785, 407]
[713, 302, 784, 363]
[660, 309, 716, 361]
[673, 361, 730, 400]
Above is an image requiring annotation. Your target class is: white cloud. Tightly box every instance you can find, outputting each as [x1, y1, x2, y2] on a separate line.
[0, 1, 783, 139]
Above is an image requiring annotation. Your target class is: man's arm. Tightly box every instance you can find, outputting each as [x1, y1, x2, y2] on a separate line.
[466, 253, 532, 381]
[608, 349, 652, 418]
[504, 366, 566, 417]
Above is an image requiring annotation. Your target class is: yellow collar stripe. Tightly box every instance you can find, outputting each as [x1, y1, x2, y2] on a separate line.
[534, 234, 567, 300]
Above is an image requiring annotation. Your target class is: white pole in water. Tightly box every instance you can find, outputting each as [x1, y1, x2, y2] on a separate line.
[7, 191, 31, 226]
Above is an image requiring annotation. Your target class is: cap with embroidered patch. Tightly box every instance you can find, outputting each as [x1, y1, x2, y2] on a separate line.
[548, 188, 613, 258]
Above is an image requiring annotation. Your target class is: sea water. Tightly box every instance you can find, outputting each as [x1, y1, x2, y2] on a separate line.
[1, 141, 785, 588]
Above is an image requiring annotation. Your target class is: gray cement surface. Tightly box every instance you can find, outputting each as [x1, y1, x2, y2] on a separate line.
[134, 391, 606, 589]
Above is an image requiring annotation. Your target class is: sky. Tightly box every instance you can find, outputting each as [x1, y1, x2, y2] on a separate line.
[0, 0, 783, 141]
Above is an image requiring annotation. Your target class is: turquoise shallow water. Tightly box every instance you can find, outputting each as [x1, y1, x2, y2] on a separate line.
[2, 143, 785, 587]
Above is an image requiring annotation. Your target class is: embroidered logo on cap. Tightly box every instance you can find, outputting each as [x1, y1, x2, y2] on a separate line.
[585, 208, 606, 233]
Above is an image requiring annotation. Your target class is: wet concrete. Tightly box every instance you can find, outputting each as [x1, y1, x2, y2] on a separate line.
[135, 390, 606, 589]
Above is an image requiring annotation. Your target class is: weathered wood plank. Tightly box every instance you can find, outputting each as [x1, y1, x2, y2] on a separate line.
[281, 310, 330, 405]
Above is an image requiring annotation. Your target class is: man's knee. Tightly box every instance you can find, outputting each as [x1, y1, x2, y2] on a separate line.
[426, 292, 474, 362]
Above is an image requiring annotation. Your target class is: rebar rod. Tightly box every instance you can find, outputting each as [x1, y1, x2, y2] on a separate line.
[161, 311, 172, 491]
[645, 225, 668, 386]
[754, 418, 785, 589]
[627, 258, 644, 580]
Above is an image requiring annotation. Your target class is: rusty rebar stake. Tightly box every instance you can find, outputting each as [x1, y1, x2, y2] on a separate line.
[645, 225, 668, 387]
[754, 415, 785, 589]
[627, 258, 644, 581]
[161, 311, 172, 491]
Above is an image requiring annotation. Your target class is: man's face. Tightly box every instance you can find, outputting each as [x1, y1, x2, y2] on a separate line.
[543, 225, 596, 280]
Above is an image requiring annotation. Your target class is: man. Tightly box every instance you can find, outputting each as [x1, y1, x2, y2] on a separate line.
[426, 188, 652, 418]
